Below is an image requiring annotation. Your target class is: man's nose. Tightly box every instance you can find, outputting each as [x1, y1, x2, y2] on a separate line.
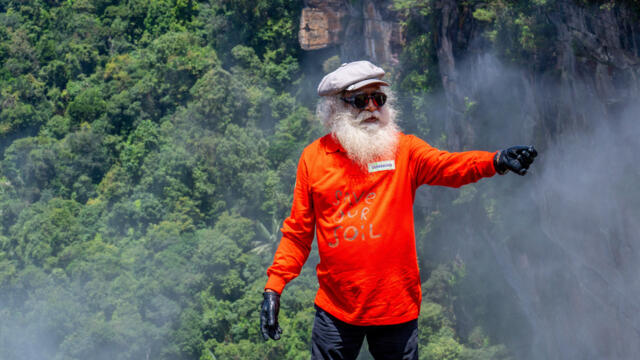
[364, 97, 377, 112]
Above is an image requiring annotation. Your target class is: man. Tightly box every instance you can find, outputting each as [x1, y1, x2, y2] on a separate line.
[260, 61, 536, 359]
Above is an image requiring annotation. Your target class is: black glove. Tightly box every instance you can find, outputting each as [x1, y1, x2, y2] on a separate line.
[260, 291, 283, 340]
[494, 145, 538, 176]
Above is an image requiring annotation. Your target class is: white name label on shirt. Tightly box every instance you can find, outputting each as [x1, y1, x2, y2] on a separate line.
[368, 160, 395, 173]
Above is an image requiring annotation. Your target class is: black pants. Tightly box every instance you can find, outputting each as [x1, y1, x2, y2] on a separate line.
[311, 306, 419, 360]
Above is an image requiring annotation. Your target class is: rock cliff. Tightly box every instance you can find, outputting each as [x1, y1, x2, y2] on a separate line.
[299, 0, 403, 65]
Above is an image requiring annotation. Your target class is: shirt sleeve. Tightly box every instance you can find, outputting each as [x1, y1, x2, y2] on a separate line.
[265, 151, 315, 294]
[408, 135, 498, 188]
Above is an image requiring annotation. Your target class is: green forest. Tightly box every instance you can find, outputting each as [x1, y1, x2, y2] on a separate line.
[2, 0, 633, 359]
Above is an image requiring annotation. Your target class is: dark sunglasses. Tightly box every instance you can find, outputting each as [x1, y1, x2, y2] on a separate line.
[341, 92, 387, 109]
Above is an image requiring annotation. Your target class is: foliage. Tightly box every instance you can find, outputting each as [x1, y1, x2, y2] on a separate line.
[469, 0, 557, 67]
[0, 0, 312, 358]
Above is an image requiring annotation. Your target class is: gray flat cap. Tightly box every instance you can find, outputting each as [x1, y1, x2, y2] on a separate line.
[317, 60, 389, 96]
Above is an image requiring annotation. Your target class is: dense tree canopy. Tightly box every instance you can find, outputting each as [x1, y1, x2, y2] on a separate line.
[1, 0, 601, 358]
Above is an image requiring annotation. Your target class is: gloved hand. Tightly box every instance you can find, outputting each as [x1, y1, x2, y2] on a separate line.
[260, 291, 283, 340]
[494, 146, 538, 175]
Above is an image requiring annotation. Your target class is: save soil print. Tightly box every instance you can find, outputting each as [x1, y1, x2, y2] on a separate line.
[328, 189, 381, 248]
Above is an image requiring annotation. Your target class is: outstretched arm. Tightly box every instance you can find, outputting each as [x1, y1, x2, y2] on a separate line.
[409, 135, 498, 187]
[409, 136, 538, 187]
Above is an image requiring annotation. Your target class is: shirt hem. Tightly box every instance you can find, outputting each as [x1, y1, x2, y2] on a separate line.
[314, 300, 419, 326]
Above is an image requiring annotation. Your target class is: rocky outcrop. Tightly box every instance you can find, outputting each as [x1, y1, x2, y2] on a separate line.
[361, 1, 402, 65]
[299, 1, 346, 50]
[298, 0, 404, 65]
[299, 8, 330, 51]
[432, 0, 476, 150]
[546, 1, 640, 132]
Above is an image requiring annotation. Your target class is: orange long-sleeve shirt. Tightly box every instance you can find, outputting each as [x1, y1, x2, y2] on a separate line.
[266, 133, 497, 325]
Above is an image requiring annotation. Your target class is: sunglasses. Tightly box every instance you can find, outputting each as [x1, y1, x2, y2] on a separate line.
[341, 92, 387, 109]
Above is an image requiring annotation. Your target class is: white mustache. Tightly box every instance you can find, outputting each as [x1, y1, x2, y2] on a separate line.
[356, 110, 381, 123]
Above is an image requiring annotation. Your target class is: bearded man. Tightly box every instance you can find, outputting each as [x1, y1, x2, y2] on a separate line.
[260, 61, 537, 359]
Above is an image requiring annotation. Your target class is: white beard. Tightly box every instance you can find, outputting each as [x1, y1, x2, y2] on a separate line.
[329, 103, 400, 168]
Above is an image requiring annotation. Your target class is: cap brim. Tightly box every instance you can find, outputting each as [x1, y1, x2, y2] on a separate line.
[345, 79, 390, 92]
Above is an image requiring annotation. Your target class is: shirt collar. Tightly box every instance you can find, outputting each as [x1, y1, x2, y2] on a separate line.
[323, 134, 345, 154]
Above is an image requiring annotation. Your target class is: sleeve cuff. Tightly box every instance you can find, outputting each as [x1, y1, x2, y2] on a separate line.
[492, 151, 508, 175]
[265, 275, 286, 294]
